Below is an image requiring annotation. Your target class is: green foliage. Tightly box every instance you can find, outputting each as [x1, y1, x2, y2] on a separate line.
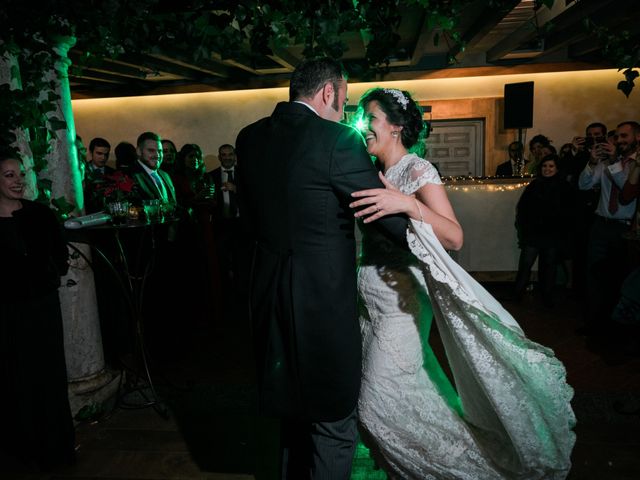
[583, 17, 640, 97]
[0, 0, 475, 146]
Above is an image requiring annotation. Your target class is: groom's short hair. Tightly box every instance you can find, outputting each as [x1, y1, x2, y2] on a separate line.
[289, 58, 347, 102]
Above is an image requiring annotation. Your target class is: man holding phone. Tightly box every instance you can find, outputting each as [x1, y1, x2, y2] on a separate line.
[564, 123, 609, 299]
[578, 121, 640, 352]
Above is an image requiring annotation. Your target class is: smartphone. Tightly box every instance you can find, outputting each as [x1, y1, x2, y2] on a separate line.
[584, 136, 607, 149]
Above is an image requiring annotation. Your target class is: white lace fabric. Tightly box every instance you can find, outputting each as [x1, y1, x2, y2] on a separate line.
[357, 154, 575, 479]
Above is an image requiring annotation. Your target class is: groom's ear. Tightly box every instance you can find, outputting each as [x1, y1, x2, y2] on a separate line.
[321, 82, 335, 106]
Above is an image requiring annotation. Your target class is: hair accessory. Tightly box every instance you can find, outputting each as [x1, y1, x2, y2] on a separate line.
[383, 88, 409, 110]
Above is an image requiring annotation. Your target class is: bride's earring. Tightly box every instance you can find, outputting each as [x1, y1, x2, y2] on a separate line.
[391, 131, 399, 137]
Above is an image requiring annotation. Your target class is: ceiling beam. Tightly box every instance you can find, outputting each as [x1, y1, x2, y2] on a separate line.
[69, 51, 148, 79]
[410, 14, 435, 65]
[118, 54, 203, 80]
[69, 70, 131, 84]
[449, 0, 521, 60]
[211, 52, 259, 75]
[267, 47, 300, 70]
[147, 52, 231, 78]
[486, 0, 578, 62]
[540, 0, 626, 55]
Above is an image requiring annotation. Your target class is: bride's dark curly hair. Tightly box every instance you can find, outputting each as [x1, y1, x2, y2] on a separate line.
[358, 88, 427, 155]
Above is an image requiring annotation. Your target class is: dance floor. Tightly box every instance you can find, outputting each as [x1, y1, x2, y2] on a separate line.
[2, 283, 639, 480]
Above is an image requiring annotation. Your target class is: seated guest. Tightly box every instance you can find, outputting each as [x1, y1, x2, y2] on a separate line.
[84, 137, 114, 213]
[514, 154, 575, 306]
[87, 137, 113, 177]
[161, 139, 178, 177]
[0, 153, 75, 470]
[495, 141, 525, 176]
[114, 141, 137, 173]
[131, 132, 176, 206]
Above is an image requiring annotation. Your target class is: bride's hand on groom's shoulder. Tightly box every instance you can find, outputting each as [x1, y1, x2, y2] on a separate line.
[350, 172, 413, 224]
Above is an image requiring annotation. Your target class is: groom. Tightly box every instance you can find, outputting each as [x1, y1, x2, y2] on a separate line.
[236, 58, 407, 479]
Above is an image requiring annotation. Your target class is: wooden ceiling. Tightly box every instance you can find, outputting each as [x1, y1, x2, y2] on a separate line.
[69, 0, 640, 99]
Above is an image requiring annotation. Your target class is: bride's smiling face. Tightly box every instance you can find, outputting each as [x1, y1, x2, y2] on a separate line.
[363, 100, 401, 158]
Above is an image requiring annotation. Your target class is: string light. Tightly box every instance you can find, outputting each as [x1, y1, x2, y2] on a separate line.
[443, 176, 532, 192]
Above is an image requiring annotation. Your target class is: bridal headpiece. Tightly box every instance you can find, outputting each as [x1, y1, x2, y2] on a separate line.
[383, 88, 409, 110]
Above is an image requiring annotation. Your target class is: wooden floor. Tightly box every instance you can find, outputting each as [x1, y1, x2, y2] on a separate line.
[2, 283, 640, 480]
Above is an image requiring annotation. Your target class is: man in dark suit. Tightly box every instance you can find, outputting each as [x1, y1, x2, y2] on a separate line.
[83, 137, 115, 213]
[87, 137, 114, 176]
[236, 58, 408, 480]
[207, 144, 241, 285]
[131, 131, 177, 206]
[495, 141, 524, 176]
[130, 132, 178, 355]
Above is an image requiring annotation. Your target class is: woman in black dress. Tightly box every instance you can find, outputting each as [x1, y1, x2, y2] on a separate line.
[514, 154, 575, 306]
[0, 153, 75, 470]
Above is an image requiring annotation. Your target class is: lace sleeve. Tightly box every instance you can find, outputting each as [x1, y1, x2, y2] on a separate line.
[387, 154, 442, 195]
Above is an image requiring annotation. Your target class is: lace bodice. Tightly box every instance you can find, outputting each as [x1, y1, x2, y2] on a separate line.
[359, 154, 441, 268]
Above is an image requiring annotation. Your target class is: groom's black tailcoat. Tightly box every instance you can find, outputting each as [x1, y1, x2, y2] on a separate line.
[236, 101, 407, 422]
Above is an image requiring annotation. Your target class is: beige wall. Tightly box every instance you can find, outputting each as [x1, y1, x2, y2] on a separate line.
[72, 69, 639, 172]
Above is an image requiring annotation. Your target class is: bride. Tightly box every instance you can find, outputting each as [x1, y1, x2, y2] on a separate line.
[348, 88, 575, 479]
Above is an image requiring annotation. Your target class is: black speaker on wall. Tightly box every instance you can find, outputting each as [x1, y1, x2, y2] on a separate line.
[504, 81, 534, 129]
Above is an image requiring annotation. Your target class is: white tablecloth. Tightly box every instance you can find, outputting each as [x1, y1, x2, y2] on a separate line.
[446, 180, 530, 272]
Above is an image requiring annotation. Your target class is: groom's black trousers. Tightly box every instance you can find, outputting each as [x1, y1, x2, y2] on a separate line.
[281, 408, 357, 480]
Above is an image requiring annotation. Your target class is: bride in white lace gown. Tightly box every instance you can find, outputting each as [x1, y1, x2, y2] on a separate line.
[349, 88, 575, 479]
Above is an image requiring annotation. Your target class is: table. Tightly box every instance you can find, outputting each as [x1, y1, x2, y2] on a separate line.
[66, 217, 177, 417]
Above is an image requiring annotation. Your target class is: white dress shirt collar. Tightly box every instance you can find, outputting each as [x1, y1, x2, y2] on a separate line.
[293, 100, 319, 116]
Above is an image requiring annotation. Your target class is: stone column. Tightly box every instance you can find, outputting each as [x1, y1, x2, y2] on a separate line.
[43, 37, 119, 415]
[0, 51, 38, 199]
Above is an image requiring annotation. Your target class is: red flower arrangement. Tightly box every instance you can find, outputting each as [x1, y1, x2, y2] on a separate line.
[96, 171, 137, 202]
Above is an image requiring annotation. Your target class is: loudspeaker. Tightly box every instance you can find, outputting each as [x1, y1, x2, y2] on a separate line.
[504, 81, 534, 129]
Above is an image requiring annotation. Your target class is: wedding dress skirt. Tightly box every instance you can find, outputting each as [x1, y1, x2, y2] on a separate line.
[357, 216, 575, 479]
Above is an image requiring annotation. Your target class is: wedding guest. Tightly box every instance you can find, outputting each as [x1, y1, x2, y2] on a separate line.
[84, 137, 115, 213]
[207, 144, 241, 287]
[161, 139, 178, 177]
[525, 134, 551, 174]
[173, 144, 220, 324]
[87, 137, 113, 176]
[0, 153, 75, 470]
[173, 144, 212, 204]
[565, 122, 608, 299]
[114, 141, 137, 173]
[558, 143, 574, 178]
[131, 132, 176, 206]
[578, 121, 639, 348]
[514, 154, 575, 306]
[495, 141, 525, 176]
[620, 149, 640, 206]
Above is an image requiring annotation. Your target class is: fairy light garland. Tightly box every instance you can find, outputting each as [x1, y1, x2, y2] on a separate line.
[443, 176, 532, 192]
